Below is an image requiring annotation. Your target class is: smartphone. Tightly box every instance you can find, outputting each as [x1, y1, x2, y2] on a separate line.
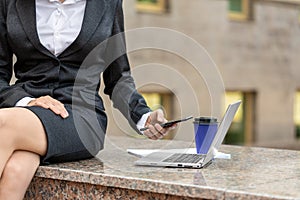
[140, 116, 193, 131]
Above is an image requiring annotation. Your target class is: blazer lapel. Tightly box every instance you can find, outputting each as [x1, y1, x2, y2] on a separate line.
[15, 0, 54, 58]
[60, 0, 108, 58]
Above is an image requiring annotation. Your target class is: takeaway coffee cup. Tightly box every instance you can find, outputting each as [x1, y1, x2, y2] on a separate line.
[193, 117, 218, 154]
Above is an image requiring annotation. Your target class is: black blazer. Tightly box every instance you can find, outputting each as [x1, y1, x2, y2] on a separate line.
[0, 0, 151, 132]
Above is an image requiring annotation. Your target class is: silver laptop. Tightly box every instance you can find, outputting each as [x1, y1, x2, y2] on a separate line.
[134, 100, 242, 168]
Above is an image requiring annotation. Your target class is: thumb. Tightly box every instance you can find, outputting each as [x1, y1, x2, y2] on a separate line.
[155, 109, 167, 123]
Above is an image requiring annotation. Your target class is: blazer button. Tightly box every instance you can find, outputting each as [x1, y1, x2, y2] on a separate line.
[53, 60, 60, 66]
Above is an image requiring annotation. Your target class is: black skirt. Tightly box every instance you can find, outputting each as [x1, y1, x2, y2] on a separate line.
[25, 105, 107, 165]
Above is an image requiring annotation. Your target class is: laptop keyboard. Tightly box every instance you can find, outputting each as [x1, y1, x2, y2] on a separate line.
[162, 153, 204, 163]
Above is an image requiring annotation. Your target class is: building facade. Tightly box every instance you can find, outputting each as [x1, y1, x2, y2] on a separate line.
[102, 0, 300, 149]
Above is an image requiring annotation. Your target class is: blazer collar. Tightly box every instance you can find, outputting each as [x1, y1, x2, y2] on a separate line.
[16, 0, 54, 58]
[16, 0, 108, 58]
[60, 0, 108, 57]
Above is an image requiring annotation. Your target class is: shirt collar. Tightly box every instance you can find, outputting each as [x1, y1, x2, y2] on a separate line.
[49, 0, 84, 4]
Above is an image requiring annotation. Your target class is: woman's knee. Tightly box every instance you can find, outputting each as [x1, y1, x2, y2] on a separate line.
[0, 152, 39, 199]
[2, 155, 39, 183]
[3, 159, 25, 181]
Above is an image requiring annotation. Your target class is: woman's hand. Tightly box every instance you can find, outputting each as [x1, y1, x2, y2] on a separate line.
[27, 95, 69, 118]
[143, 109, 176, 140]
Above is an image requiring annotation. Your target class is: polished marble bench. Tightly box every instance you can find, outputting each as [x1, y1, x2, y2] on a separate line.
[25, 136, 300, 200]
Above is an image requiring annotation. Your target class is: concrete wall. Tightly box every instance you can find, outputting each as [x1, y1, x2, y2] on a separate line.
[102, 0, 300, 148]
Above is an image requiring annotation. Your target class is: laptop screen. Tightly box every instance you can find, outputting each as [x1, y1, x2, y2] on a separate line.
[203, 100, 242, 163]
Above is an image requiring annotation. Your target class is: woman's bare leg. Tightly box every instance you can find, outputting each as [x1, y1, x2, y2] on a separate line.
[0, 107, 47, 178]
[0, 150, 40, 200]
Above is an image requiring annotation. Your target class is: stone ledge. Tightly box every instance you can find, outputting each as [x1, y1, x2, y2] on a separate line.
[24, 136, 300, 200]
[24, 158, 224, 199]
[25, 176, 200, 200]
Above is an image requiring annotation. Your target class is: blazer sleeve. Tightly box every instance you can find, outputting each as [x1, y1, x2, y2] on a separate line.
[0, 1, 33, 108]
[103, 0, 151, 128]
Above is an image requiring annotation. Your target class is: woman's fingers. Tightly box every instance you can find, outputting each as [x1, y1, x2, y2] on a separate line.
[143, 109, 177, 140]
[144, 124, 163, 140]
[27, 95, 69, 118]
[143, 123, 174, 140]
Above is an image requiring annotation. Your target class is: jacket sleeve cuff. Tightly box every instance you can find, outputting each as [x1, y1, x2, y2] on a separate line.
[136, 112, 151, 135]
[15, 97, 35, 107]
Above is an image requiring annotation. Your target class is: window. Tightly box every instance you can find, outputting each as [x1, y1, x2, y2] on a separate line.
[228, 0, 252, 21]
[224, 91, 256, 145]
[136, 0, 169, 14]
[294, 91, 300, 139]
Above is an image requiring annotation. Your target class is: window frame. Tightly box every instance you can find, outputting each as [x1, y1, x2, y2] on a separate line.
[136, 0, 169, 14]
[294, 91, 300, 139]
[224, 91, 256, 145]
[228, 0, 252, 21]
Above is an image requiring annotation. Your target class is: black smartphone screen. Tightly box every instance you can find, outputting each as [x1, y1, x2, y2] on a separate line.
[160, 116, 193, 128]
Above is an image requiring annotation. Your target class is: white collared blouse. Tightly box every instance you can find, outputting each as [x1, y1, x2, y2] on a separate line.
[36, 0, 86, 56]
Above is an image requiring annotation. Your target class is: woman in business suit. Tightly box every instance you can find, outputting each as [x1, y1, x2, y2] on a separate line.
[0, 0, 174, 199]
